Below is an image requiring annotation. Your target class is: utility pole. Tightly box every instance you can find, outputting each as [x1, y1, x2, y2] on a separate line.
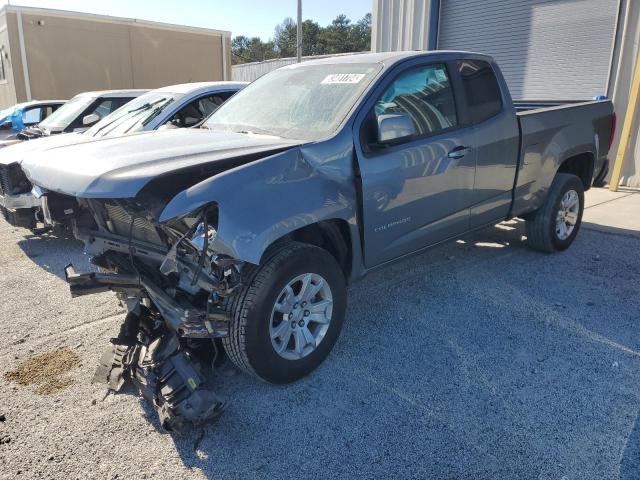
[297, 0, 302, 63]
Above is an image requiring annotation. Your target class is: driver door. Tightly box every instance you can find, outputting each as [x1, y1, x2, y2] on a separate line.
[356, 62, 476, 267]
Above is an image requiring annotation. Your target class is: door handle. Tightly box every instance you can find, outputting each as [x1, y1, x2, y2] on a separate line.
[448, 146, 471, 159]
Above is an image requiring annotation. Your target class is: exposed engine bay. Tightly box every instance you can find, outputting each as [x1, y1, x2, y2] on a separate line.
[61, 195, 246, 431]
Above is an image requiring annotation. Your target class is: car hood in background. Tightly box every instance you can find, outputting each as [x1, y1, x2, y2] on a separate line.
[0, 133, 88, 166]
[22, 129, 301, 198]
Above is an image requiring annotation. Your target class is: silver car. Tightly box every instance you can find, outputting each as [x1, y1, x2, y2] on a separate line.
[0, 82, 246, 229]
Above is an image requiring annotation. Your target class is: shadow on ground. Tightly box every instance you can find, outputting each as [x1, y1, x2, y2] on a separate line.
[16, 228, 91, 280]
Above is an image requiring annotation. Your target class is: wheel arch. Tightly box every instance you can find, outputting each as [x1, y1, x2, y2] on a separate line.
[556, 151, 595, 191]
[261, 219, 353, 279]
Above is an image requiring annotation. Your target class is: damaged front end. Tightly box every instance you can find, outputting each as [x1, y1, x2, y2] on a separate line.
[0, 163, 39, 229]
[65, 196, 244, 431]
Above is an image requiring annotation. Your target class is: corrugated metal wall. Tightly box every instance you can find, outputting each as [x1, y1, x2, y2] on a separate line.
[371, 0, 433, 52]
[438, 0, 619, 101]
[232, 52, 366, 82]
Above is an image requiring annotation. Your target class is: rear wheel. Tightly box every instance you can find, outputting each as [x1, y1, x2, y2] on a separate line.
[525, 173, 584, 252]
[223, 242, 347, 384]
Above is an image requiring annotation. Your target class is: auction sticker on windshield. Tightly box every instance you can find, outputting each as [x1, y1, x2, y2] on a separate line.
[321, 74, 366, 84]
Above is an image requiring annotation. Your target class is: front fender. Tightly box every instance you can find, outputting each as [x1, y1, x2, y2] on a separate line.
[159, 141, 357, 265]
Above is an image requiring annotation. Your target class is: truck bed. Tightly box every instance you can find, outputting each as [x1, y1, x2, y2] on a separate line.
[513, 100, 592, 112]
[511, 99, 614, 217]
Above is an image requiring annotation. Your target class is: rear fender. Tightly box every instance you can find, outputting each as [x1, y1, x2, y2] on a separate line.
[512, 102, 611, 217]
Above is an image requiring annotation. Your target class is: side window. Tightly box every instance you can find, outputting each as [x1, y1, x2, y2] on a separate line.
[374, 64, 458, 139]
[198, 93, 232, 118]
[166, 94, 231, 128]
[22, 107, 43, 125]
[457, 60, 502, 124]
[167, 101, 204, 128]
[43, 105, 58, 118]
[109, 98, 132, 112]
[89, 99, 114, 119]
[89, 98, 130, 119]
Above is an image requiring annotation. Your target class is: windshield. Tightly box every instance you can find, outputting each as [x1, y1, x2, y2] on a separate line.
[39, 96, 95, 130]
[205, 63, 381, 141]
[85, 92, 177, 138]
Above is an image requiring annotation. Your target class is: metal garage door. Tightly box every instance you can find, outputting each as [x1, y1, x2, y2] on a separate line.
[438, 0, 620, 101]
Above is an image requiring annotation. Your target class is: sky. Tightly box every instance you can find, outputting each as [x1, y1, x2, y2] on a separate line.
[0, 0, 372, 39]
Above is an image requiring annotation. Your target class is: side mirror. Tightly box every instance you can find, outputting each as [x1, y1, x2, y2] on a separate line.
[376, 113, 415, 144]
[0, 120, 12, 130]
[82, 113, 100, 126]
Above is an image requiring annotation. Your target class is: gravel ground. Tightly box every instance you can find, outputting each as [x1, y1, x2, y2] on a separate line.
[1, 193, 639, 480]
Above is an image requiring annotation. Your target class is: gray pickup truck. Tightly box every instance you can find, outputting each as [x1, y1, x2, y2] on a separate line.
[21, 51, 615, 430]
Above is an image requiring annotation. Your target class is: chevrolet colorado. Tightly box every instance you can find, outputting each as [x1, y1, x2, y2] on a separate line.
[21, 51, 615, 430]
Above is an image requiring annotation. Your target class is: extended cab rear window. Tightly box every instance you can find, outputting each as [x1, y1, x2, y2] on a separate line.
[457, 60, 502, 124]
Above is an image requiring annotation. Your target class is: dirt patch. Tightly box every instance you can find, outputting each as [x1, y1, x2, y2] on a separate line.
[4, 348, 80, 395]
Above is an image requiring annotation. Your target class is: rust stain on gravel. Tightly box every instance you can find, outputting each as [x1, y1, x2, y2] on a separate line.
[4, 348, 80, 395]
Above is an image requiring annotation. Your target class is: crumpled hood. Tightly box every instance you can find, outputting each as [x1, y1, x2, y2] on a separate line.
[22, 129, 301, 198]
[0, 133, 87, 166]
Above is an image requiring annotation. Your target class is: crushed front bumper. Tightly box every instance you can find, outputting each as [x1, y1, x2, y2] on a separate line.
[0, 191, 40, 210]
[64, 264, 230, 431]
[0, 162, 36, 227]
[0, 193, 39, 228]
[64, 265, 230, 338]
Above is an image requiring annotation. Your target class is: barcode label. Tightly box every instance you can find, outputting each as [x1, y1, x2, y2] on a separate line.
[321, 74, 366, 84]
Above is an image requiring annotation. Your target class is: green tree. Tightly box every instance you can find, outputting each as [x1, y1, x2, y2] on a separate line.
[350, 13, 372, 52]
[301, 19, 323, 56]
[318, 14, 353, 54]
[274, 17, 297, 57]
[232, 35, 277, 64]
[231, 12, 371, 65]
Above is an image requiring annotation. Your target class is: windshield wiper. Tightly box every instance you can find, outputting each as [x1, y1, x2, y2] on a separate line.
[235, 127, 276, 136]
[92, 99, 168, 136]
[134, 103, 171, 131]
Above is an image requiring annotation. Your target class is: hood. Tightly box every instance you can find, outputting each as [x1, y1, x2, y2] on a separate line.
[0, 138, 21, 149]
[0, 133, 87, 166]
[22, 128, 301, 199]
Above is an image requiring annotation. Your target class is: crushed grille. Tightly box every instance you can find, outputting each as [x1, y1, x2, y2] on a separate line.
[103, 203, 164, 245]
[0, 164, 32, 196]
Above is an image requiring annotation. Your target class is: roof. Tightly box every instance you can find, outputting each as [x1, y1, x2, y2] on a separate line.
[15, 100, 67, 108]
[153, 81, 249, 95]
[72, 90, 149, 99]
[290, 50, 494, 68]
[0, 5, 231, 37]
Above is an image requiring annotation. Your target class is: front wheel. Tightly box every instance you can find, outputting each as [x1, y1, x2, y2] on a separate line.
[525, 173, 585, 252]
[223, 242, 347, 384]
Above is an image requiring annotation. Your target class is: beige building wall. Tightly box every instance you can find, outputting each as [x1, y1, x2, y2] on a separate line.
[0, 11, 20, 108]
[129, 25, 223, 88]
[0, 6, 231, 108]
[21, 12, 133, 100]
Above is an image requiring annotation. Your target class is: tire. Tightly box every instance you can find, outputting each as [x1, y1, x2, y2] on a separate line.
[592, 161, 609, 188]
[525, 173, 584, 253]
[223, 242, 347, 384]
